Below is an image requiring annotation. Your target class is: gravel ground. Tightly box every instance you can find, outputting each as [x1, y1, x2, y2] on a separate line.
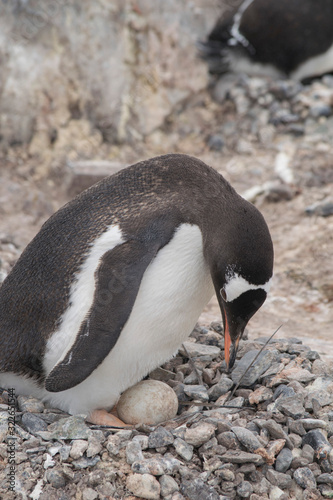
[0, 326, 332, 499]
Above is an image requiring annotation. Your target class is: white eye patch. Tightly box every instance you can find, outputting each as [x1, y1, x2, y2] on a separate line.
[221, 273, 272, 302]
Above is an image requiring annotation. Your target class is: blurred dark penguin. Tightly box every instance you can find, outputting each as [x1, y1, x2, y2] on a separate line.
[0, 154, 273, 426]
[199, 0, 333, 82]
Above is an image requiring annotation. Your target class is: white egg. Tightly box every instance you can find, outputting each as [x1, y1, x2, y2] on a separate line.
[117, 380, 179, 425]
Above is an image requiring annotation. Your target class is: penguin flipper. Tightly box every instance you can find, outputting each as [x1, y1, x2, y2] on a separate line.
[45, 238, 161, 392]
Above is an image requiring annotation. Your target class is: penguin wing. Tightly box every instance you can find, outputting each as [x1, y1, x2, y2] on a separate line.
[45, 238, 162, 392]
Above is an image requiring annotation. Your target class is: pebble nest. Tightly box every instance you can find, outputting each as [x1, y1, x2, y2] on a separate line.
[0, 324, 332, 500]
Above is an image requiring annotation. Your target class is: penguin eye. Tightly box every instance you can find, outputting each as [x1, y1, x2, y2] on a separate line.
[220, 288, 227, 302]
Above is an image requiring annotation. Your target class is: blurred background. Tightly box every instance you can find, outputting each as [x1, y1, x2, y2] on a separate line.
[0, 0, 332, 358]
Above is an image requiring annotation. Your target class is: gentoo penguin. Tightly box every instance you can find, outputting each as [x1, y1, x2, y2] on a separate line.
[0, 154, 273, 426]
[199, 0, 333, 82]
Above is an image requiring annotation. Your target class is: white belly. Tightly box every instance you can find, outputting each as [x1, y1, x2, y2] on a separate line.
[1, 224, 214, 414]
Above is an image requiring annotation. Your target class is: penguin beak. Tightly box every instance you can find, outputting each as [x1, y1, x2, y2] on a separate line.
[220, 300, 244, 372]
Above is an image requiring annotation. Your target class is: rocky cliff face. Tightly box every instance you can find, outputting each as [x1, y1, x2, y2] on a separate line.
[0, 0, 218, 149]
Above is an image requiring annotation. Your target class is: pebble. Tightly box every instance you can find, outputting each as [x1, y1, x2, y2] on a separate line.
[126, 440, 144, 464]
[21, 412, 48, 434]
[47, 416, 90, 440]
[180, 478, 220, 500]
[183, 384, 209, 402]
[184, 422, 216, 447]
[231, 349, 278, 386]
[126, 473, 161, 500]
[17, 395, 45, 413]
[293, 466, 317, 489]
[159, 474, 179, 497]
[208, 376, 233, 400]
[173, 437, 194, 461]
[69, 439, 88, 459]
[179, 341, 220, 359]
[231, 426, 262, 452]
[45, 469, 66, 489]
[275, 447, 293, 472]
[148, 427, 174, 448]
[237, 480, 253, 498]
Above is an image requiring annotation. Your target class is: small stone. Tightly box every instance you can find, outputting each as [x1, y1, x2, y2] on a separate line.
[218, 468, 235, 481]
[217, 431, 239, 449]
[301, 444, 315, 464]
[302, 429, 332, 460]
[17, 395, 45, 413]
[173, 438, 194, 461]
[149, 367, 176, 382]
[184, 422, 216, 447]
[287, 419, 306, 436]
[126, 440, 144, 465]
[132, 456, 181, 476]
[70, 439, 88, 459]
[231, 426, 262, 452]
[71, 456, 100, 469]
[273, 385, 295, 401]
[126, 473, 161, 500]
[276, 395, 305, 419]
[45, 469, 66, 489]
[237, 481, 253, 498]
[220, 450, 263, 464]
[306, 350, 320, 361]
[257, 419, 293, 449]
[269, 486, 288, 500]
[106, 434, 121, 456]
[180, 478, 220, 500]
[300, 419, 327, 430]
[275, 448, 293, 472]
[86, 434, 103, 458]
[47, 416, 90, 440]
[159, 475, 179, 497]
[207, 134, 224, 151]
[248, 386, 273, 404]
[317, 473, 333, 485]
[21, 412, 48, 434]
[179, 342, 220, 360]
[266, 469, 292, 489]
[82, 487, 98, 500]
[231, 349, 278, 386]
[148, 427, 174, 448]
[293, 467, 317, 489]
[183, 385, 209, 402]
[208, 377, 233, 401]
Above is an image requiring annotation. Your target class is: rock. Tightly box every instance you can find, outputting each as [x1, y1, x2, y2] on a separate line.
[159, 475, 179, 497]
[82, 488, 98, 500]
[173, 438, 194, 461]
[231, 349, 278, 386]
[273, 385, 296, 401]
[126, 473, 161, 500]
[248, 386, 273, 404]
[275, 448, 293, 472]
[208, 376, 233, 401]
[17, 395, 45, 413]
[305, 197, 333, 217]
[269, 486, 288, 500]
[180, 478, 220, 500]
[237, 481, 253, 498]
[276, 395, 305, 419]
[47, 416, 90, 440]
[132, 456, 181, 476]
[300, 419, 327, 430]
[256, 419, 293, 449]
[317, 473, 333, 485]
[45, 469, 66, 489]
[293, 467, 317, 489]
[117, 380, 178, 425]
[220, 450, 263, 464]
[71, 456, 100, 469]
[179, 342, 221, 360]
[148, 427, 174, 448]
[231, 426, 262, 452]
[266, 469, 292, 489]
[86, 434, 103, 458]
[302, 429, 332, 460]
[183, 384, 209, 402]
[133, 434, 149, 450]
[69, 439, 88, 459]
[217, 431, 239, 449]
[21, 413, 48, 434]
[126, 440, 144, 465]
[184, 422, 216, 447]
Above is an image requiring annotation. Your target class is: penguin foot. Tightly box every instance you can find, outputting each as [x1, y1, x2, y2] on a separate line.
[86, 409, 131, 428]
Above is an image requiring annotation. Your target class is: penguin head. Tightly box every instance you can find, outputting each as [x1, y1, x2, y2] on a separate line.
[207, 199, 274, 371]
